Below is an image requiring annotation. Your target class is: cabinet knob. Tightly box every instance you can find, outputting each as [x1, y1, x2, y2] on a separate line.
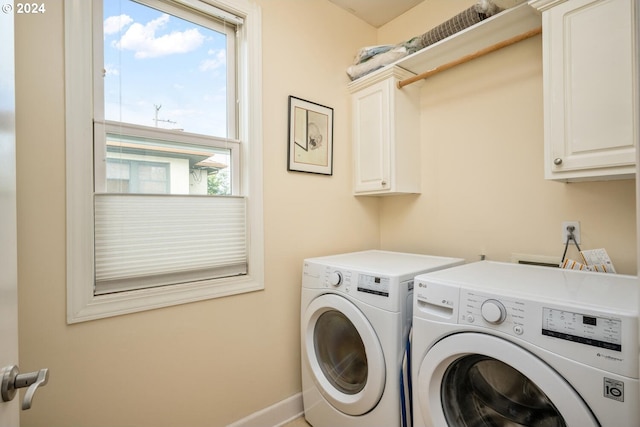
[381, 180, 387, 186]
[553, 158, 563, 165]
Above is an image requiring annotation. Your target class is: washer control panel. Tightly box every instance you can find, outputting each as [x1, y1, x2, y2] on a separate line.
[542, 308, 622, 352]
[460, 291, 526, 336]
[414, 264, 638, 379]
[460, 290, 624, 353]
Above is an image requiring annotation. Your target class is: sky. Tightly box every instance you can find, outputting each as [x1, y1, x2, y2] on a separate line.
[103, 0, 229, 137]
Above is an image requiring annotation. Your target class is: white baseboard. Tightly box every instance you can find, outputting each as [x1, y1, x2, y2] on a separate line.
[227, 393, 304, 427]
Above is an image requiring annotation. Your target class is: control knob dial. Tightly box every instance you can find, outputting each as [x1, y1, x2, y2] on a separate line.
[329, 271, 342, 286]
[481, 299, 507, 324]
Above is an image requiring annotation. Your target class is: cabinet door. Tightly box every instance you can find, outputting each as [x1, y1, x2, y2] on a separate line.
[545, 0, 636, 180]
[353, 80, 391, 193]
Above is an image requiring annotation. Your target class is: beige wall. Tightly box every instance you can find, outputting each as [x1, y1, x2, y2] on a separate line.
[15, 1, 378, 426]
[376, 0, 637, 274]
[14, 1, 637, 427]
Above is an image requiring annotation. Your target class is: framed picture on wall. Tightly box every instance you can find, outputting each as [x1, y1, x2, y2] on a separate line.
[287, 96, 334, 175]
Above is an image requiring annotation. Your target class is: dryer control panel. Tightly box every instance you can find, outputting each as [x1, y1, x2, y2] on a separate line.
[302, 260, 412, 312]
[323, 267, 392, 298]
[357, 274, 391, 297]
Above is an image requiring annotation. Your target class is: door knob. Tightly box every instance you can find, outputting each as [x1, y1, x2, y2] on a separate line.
[1, 365, 49, 410]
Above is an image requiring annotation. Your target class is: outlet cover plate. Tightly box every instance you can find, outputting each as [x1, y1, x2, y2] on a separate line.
[561, 221, 581, 244]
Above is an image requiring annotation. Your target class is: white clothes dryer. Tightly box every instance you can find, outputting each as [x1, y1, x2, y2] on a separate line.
[301, 250, 464, 427]
[411, 261, 639, 427]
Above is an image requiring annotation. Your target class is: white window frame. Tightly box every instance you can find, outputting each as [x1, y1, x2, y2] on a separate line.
[65, 0, 264, 323]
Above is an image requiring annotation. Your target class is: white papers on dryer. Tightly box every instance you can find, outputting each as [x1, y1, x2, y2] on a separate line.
[561, 248, 616, 273]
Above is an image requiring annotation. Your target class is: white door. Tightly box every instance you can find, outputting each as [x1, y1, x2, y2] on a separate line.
[302, 294, 386, 415]
[417, 333, 599, 426]
[0, 3, 20, 425]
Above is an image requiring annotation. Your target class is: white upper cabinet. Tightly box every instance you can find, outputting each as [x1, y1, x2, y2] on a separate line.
[347, 4, 541, 195]
[531, 0, 638, 181]
[349, 67, 422, 196]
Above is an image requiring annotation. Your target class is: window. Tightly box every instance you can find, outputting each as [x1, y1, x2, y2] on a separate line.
[65, 0, 263, 323]
[106, 159, 171, 194]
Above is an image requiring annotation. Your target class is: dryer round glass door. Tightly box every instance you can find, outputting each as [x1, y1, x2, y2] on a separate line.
[314, 310, 367, 395]
[303, 294, 386, 416]
[417, 333, 599, 427]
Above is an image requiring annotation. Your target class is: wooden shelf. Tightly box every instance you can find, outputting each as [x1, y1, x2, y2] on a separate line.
[348, 3, 542, 90]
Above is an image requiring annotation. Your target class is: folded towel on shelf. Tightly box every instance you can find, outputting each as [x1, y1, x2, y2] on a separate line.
[408, 0, 501, 54]
[347, 45, 410, 81]
[347, 0, 525, 81]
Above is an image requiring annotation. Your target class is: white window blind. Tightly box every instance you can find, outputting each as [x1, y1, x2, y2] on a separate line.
[94, 194, 247, 295]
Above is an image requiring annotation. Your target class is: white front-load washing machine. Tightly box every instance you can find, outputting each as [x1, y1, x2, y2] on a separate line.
[412, 261, 639, 427]
[301, 250, 464, 427]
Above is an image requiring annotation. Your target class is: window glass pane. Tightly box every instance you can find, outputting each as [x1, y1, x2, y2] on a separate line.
[103, 0, 230, 137]
[106, 132, 231, 195]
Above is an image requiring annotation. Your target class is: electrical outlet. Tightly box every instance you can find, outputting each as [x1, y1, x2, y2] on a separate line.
[561, 221, 581, 245]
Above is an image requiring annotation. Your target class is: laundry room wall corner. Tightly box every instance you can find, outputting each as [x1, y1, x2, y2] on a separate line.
[376, 0, 637, 274]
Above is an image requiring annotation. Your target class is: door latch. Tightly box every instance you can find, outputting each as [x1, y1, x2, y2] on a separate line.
[1, 365, 49, 410]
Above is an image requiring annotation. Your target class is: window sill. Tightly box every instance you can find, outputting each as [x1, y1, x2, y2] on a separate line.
[67, 275, 264, 324]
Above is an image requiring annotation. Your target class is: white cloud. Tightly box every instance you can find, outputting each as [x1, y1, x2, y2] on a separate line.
[199, 49, 226, 72]
[104, 14, 133, 35]
[113, 14, 205, 59]
[104, 64, 119, 76]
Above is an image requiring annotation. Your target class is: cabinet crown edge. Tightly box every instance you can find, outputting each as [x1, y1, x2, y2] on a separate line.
[528, 0, 569, 12]
[347, 66, 419, 93]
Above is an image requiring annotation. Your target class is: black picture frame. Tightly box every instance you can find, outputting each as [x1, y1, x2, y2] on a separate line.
[287, 96, 334, 175]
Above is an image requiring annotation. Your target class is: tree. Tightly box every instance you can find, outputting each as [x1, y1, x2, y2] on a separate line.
[208, 168, 230, 195]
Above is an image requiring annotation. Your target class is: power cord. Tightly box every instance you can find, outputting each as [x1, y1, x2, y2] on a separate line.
[560, 225, 582, 263]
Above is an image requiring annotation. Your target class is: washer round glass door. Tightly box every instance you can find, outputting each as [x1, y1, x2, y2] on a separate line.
[303, 294, 386, 416]
[417, 333, 599, 427]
